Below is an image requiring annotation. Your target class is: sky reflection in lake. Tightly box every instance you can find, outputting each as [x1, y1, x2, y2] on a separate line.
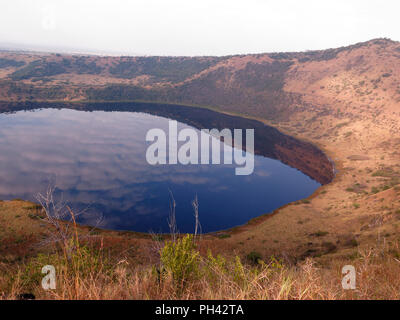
[0, 108, 320, 233]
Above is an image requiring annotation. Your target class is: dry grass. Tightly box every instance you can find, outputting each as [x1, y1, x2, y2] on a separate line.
[2, 226, 400, 300]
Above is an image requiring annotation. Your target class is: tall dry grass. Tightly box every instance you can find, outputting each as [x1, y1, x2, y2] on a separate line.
[2, 234, 400, 300]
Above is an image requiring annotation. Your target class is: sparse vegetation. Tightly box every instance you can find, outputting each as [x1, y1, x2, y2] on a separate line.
[0, 58, 25, 69]
[2, 227, 400, 299]
[109, 57, 222, 82]
[246, 251, 262, 265]
[10, 60, 67, 80]
[217, 234, 231, 239]
[311, 231, 329, 237]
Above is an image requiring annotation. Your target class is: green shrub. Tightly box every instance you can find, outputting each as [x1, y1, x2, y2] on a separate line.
[20, 253, 55, 291]
[269, 255, 283, 270]
[322, 242, 337, 253]
[160, 234, 200, 285]
[371, 186, 380, 194]
[204, 250, 228, 285]
[371, 168, 394, 177]
[246, 251, 262, 265]
[349, 239, 358, 247]
[233, 256, 246, 285]
[19, 244, 109, 292]
[152, 234, 164, 242]
[312, 231, 329, 237]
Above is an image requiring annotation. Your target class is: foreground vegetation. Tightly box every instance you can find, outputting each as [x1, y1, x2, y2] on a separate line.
[1, 214, 400, 300]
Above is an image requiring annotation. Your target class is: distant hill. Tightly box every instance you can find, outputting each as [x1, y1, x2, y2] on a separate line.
[1, 38, 399, 123]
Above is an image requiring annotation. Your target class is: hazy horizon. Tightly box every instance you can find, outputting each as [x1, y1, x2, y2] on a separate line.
[1, 0, 399, 56]
[0, 36, 397, 58]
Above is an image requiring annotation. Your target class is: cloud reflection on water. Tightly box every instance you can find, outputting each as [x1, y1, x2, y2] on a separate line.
[0, 108, 320, 232]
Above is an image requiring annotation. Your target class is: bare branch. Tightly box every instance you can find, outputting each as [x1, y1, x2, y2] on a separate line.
[167, 190, 178, 242]
[192, 194, 202, 243]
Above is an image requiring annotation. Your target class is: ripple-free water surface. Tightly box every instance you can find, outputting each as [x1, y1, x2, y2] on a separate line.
[0, 107, 321, 233]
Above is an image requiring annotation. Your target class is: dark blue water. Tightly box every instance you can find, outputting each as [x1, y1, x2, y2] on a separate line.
[0, 107, 322, 233]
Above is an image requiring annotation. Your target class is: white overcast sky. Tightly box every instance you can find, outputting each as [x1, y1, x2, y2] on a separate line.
[0, 0, 399, 56]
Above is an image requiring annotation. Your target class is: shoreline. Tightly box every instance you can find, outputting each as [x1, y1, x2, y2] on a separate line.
[0, 99, 336, 238]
